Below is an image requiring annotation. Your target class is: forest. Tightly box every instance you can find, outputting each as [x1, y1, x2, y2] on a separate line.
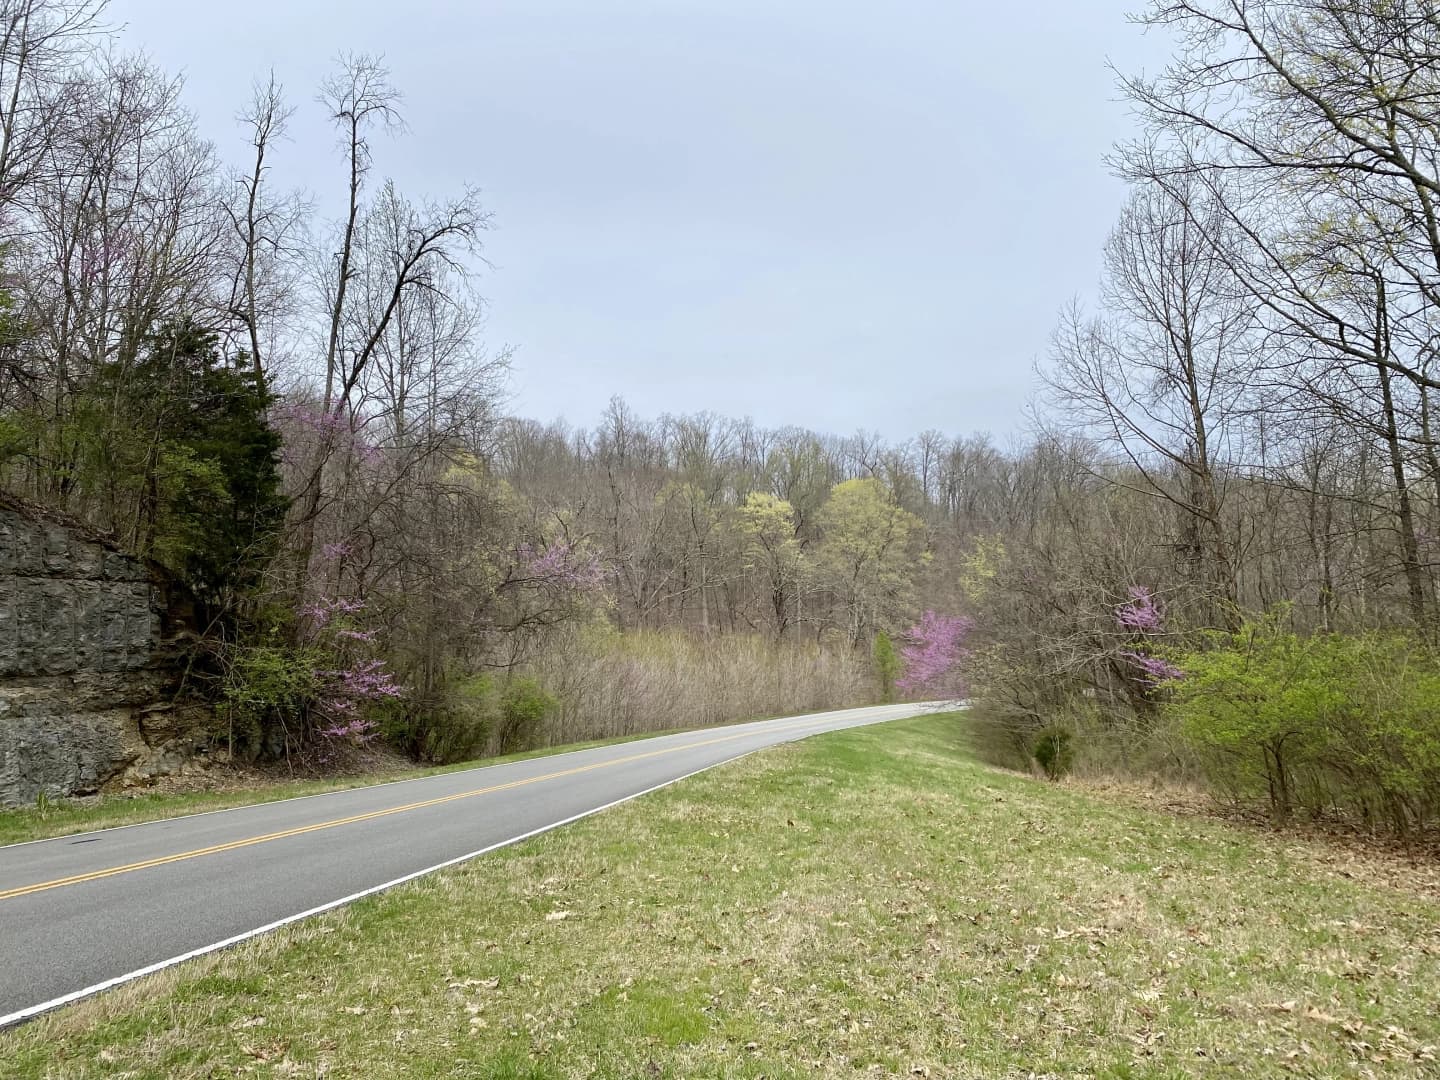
[3, 0, 1440, 837]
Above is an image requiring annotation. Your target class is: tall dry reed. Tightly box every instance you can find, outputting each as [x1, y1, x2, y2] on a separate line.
[526, 627, 876, 745]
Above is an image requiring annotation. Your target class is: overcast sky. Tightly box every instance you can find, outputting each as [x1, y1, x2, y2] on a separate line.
[109, 1, 1170, 439]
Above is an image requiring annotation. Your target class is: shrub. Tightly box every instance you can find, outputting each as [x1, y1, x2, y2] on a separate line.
[1032, 726, 1074, 781]
[497, 677, 556, 754]
[218, 641, 319, 759]
[872, 631, 899, 703]
[381, 673, 498, 765]
[1166, 616, 1440, 830]
[219, 596, 404, 759]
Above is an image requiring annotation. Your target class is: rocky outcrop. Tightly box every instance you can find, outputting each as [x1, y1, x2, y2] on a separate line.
[0, 495, 213, 807]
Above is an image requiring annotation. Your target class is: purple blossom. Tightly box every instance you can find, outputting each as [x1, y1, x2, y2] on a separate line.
[292, 590, 406, 746]
[75, 233, 130, 284]
[274, 405, 385, 470]
[1115, 585, 1164, 634]
[314, 659, 403, 743]
[321, 541, 353, 562]
[318, 717, 379, 741]
[354, 436, 383, 465]
[519, 540, 608, 591]
[298, 595, 366, 627]
[1120, 649, 1183, 687]
[896, 611, 974, 695]
[275, 403, 349, 437]
[321, 658, 404, 700]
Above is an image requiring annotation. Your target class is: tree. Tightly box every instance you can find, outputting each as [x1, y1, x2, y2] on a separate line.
[736, 491, 804, 639]
[222, 72, 306, 393]
[872, 629, 899, 702]
[1046, 177, 1251, 629]
[1118, 0, 1440, 628]
[76, 320, 285, 607]
[0, 0, 108, 216]
[896, 611, 971, 700]
[814, 478, 925, 646]
[291, 55, 490, 585]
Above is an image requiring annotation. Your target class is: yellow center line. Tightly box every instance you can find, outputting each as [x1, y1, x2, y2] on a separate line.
[0, 716, 836, 903]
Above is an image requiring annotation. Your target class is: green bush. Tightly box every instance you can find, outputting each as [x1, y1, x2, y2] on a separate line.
[395, 674, 500, 764]
[219, 641, 319, 759]
[1166, 615, 1440, 830]
[872, 630, 900, 703]
[1032, 726, 1074, 781]
[497, 677, 556, 754]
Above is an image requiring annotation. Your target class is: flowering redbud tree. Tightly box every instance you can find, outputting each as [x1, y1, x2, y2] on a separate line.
[1114, 585, 1182, 688]
[1115, 585, 1164, 633]
[298, 592, 404, 742]
[896, 611, 974, 699]
[516, 539, 608, 592]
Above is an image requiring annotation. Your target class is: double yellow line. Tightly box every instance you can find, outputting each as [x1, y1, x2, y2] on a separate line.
[0, 716, 830, 903]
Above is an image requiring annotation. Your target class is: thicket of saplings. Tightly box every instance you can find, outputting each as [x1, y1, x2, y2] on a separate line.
[969, 611, 1440, 836]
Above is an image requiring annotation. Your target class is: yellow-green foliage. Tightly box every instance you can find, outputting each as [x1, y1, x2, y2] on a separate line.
[813, 478, 926, 640]
[1167, 615, 1440, 830]
[218, 641, 321, 758]
[872, 630, 899, 702]
[957, 534, 1004, 605]
[735, 492, 803, 577]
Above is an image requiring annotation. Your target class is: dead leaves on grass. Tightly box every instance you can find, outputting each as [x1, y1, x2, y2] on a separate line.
[1250, 1002, 1439, 1069]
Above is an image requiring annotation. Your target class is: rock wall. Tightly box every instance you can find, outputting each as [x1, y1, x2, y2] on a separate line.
[0, 495, 211, 807]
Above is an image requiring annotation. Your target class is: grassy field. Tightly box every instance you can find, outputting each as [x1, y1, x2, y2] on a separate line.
[3, 712, 1438, 1078]
[0, 726, 702, 848]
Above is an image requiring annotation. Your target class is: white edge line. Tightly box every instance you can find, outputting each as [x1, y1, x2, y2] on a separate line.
[0, 706, 953, 1030]
[0, 756, 756, 1030]
[0, 703, 945, 853]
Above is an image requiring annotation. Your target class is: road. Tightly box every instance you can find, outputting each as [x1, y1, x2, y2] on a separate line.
[0, 702, 941, 1025]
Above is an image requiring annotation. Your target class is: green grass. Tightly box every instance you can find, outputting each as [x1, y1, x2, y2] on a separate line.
[0, 726, 699, 848]
[3, 712, 1438, 1078]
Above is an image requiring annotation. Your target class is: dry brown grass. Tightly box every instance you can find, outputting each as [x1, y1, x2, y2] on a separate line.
[531, 628, 875, 743]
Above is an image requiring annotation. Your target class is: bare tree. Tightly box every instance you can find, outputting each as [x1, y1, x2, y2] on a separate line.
[290, 56, 489, 584]
[0, 0, 107, 216]
[1046, 177, 1254, 627]
[222, 73, 305, 392]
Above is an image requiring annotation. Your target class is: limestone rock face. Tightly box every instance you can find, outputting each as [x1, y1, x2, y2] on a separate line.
[0, 496, 212, 807]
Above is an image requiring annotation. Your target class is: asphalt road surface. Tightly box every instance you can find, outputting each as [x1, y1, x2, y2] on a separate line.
[0, 702, 943, 1025]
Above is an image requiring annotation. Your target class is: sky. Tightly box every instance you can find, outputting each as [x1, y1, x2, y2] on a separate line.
[108, 1, 1171, 440]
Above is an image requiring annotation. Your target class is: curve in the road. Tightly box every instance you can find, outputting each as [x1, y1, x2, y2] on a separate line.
[0, 702, 944, 1027]
[2, 714, 829, 903]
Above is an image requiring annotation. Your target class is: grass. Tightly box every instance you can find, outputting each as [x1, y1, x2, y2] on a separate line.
[0, 725, 701, 848]
[3, 712, 1439, 1078]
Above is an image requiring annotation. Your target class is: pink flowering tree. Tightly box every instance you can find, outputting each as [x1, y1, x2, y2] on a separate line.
[219, 582, 405, 758]
[515, 539, 608, 593]
[1114, 585, 1182, 689]
[486, 536, 612, 665]
[298, 593, 405, 742]
[896, 611, 974, 699]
